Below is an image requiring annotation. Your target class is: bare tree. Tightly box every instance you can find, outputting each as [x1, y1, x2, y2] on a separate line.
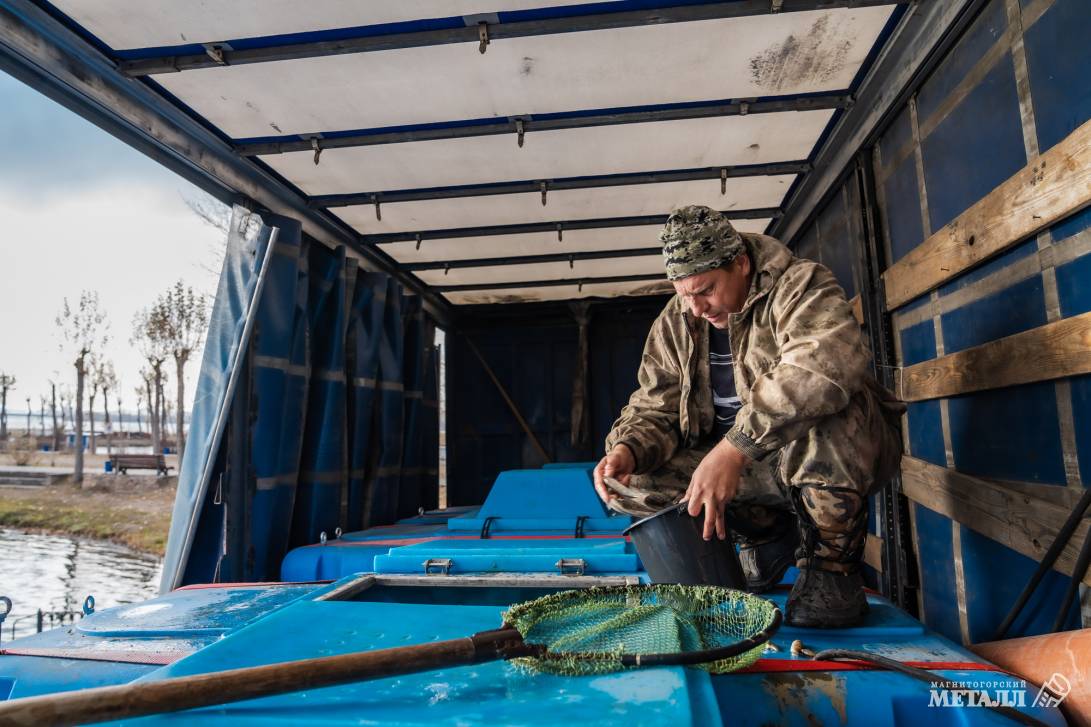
[39, 395, 47, 437]
[87, 355, 99, 455]
[95, 360, 118, 457]
[56, 291, 109, 485]
[133, 384, 145, 435]
[24, 396, 31, 434]
[48, 381, 60, 451]
[183, 193, 232, 290]
[133, 304, 170, 456]
[116, 391, 123, 448]
[0, 372, 15, 442]
[58, 385, 71, 440]
[152, 281, 208, 461]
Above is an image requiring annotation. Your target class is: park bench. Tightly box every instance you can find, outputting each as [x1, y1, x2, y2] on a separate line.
[110, 454, 172, 476]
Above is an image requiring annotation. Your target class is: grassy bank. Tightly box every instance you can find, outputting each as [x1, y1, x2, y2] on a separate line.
[0, 476, 175, 556]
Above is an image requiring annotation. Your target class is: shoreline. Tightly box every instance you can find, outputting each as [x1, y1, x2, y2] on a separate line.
[0, 475, 175, 556]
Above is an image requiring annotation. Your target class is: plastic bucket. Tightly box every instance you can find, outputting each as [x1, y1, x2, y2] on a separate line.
[624, 502, 746, 587]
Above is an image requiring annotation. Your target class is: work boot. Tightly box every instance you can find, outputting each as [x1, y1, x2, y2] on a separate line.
[738, 525, 799, 593]
[785, 566, 869, 628]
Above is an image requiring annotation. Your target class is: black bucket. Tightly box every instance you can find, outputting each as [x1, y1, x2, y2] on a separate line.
[623, 502, 746, 587]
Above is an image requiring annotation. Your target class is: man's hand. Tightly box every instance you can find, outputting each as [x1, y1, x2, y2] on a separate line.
[593, 444, 636, 505]
[685, 439, 749, 540]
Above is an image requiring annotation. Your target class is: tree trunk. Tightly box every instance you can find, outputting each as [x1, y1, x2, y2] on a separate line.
[74, 359, 85, 486]
[1, 386, 8, 441]
[50, 384, 59, 452]
[88, 390, 97, 455]
[159, 381, 168, 449]
[175, 355, 186, 461]
[156, 371, 166, 452]
[103, 387, 112, 457]
[116, 397, 123, 449]
[147, 377, 160, 454]
[25, 398, 31, 434]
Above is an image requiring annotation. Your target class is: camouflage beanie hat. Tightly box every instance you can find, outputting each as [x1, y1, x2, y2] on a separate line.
[660, 205, 745, 281]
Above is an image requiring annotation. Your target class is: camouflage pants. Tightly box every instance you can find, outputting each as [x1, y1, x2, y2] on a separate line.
[611, 391, 898, 573]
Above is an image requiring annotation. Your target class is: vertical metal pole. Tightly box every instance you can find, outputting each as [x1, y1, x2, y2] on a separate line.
[223, 340, 252, 583]
[36, 609, 43, 633]
[852, 154, 919, 615]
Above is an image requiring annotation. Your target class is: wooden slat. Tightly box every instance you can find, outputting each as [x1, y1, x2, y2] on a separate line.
[883, 116, 1091, 310]
[864, 533, 883, 573]
[850, 295, 865, 326]
[899, 456, 1091, 587]
[897, 310, 1091, 401]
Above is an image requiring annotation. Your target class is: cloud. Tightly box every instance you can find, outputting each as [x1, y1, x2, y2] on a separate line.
[0, 68, 227, 416]
[0, 177, 226, 414]
[0, 72, 169, 201]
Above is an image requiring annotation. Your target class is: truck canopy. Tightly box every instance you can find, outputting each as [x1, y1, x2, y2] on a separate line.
[4, 0, 1091, 662]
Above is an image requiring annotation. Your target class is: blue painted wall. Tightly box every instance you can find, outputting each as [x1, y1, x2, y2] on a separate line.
[446, 298, 665, 505]
[875, 0, 1089, 642]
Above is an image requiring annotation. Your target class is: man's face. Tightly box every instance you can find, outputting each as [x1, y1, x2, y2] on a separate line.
[672, 254, 752, 329]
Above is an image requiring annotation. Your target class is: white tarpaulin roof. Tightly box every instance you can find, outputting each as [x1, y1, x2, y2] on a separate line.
[49, 0, 898, 304]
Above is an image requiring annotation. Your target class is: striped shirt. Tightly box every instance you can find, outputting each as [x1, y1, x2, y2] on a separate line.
[709, 326, 742, 437]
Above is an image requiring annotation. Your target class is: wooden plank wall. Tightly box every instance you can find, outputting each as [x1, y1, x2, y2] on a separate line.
[783, 0, 1091, 645]
[868, 0, 1091, 644]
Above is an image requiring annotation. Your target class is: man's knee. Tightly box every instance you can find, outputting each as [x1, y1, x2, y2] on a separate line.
[779, 395, 884, 496]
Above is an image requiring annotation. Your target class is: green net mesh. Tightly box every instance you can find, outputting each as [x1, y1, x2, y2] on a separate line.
[501, 585, 778, 676]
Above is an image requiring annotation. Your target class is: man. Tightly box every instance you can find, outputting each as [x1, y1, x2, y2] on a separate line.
[593, 205, 903, 628]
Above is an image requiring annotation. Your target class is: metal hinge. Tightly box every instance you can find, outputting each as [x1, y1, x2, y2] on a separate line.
[478, 22, 490, 54]
[423, 558, 454, 575]
[555, 558, 587, 576]
[202, 42, 230, 65]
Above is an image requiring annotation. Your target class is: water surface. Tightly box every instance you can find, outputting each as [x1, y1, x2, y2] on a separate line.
[0, 528, 162, 640]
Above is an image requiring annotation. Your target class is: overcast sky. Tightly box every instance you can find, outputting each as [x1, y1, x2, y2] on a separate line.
[0, 70, 227, 424]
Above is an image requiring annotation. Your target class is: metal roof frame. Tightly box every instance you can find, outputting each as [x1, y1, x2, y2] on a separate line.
[366, 207, 780, 245]
[0, 0, 455, 323]
[237, 95, 849, 157]
[404, 246, 660, 271]
[117, 0, 906, 76]
[0, 0, 977, 310]
[310, 161, 809, 208]
[433, 272, 666, 293]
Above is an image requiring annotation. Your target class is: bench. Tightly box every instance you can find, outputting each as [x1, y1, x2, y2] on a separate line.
[110, 454, 173, 476]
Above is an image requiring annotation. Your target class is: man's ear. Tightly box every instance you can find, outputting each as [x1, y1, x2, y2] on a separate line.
[736, 252, 751, 276]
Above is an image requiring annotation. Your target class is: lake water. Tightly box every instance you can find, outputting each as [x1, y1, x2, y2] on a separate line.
[0, 528, 163, 641]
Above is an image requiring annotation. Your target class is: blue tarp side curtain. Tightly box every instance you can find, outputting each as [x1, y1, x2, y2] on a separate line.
[161, 209, 439, 591]
[161, 205, 277, 592]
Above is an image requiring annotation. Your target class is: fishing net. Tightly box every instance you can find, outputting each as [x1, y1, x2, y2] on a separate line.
[501, 584, 780, 676]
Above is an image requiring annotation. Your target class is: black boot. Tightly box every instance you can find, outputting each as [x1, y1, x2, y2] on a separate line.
[727, 507, 798, 593]
[738, 525, 799, 593]
[785, 485, 869, 627]
[785, 566, 869, 628]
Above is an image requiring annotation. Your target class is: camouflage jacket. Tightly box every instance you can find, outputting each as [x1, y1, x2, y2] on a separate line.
[606, 233, 898, 472]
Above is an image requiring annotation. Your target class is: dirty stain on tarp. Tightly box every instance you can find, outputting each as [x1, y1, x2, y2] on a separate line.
[749, 14, 855, 93]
